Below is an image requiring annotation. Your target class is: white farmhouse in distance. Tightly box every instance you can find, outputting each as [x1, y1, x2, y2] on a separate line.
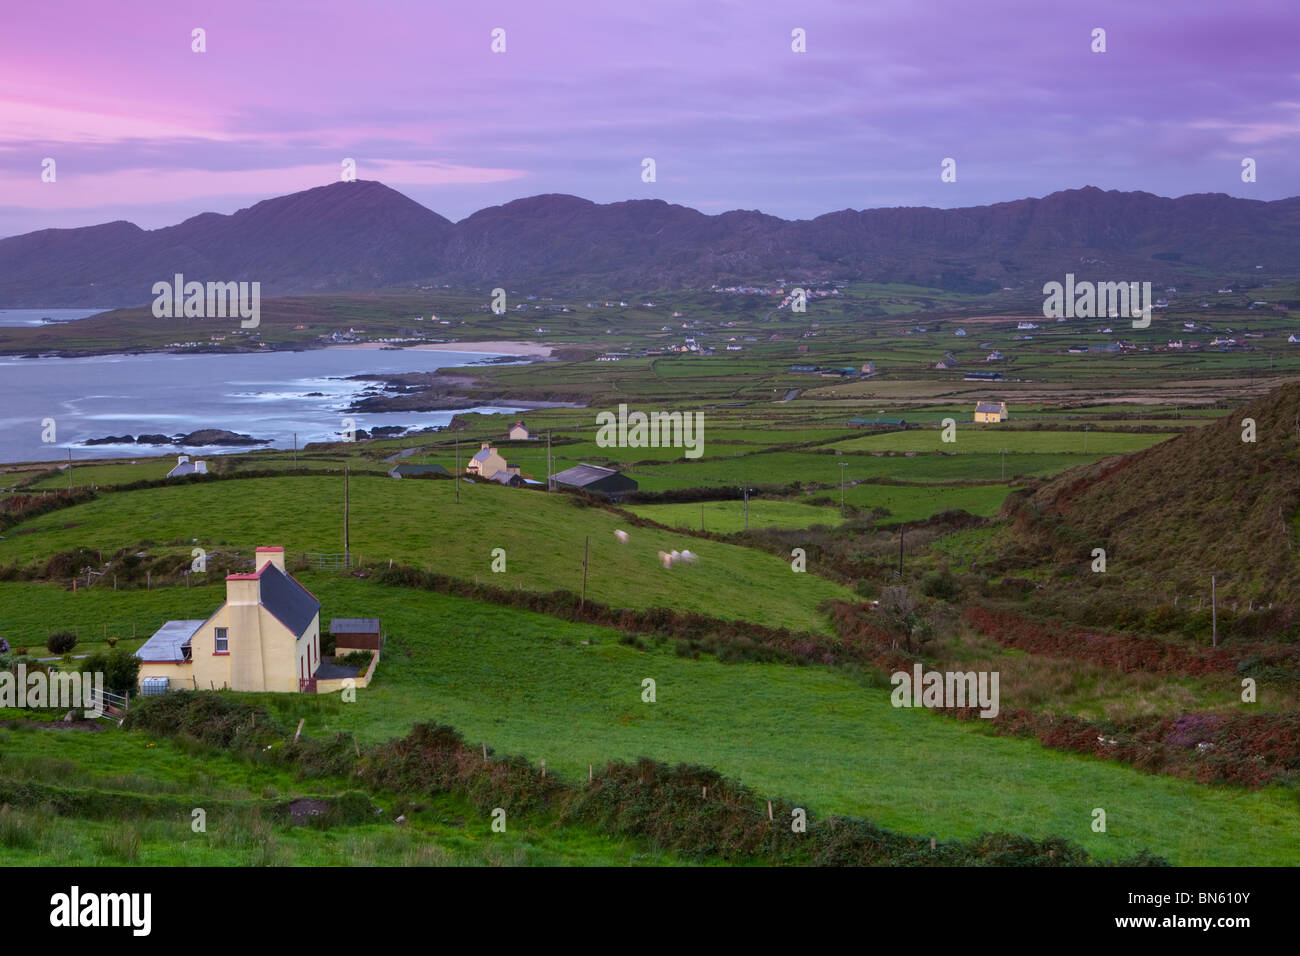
[167, 455, 207, 478]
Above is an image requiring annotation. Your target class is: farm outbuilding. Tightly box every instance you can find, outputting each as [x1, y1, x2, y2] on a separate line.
[329, 618, 383, 651]
[551, 464, 639, 501]
[388, 463, 449, 479]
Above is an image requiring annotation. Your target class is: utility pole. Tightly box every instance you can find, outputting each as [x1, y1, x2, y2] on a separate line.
[293, 432, 298, 467]
[1211, 574, 1217, 648]
[455, 439, 460, 504]
[898, 524, 905, 577]
[1001, 448, 1007, 481]
[343, 467, 351, 565]
[67, 448, 72, 491]
[743, 485, 750, 531]
[580, 535, 589, 609]
[839, 462, 848, 518]
[547, 430, 553, 490]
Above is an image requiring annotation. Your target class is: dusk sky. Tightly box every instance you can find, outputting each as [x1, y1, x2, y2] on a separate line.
[2, 0, 1297, 238]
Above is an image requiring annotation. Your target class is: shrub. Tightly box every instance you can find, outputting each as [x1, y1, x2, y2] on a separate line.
[45, 631, 77, 656]
[334, 650, 373, 669]
[922, 569, 962, 602]
[43, 548, 101, 581]
[80, 647, 141, 696]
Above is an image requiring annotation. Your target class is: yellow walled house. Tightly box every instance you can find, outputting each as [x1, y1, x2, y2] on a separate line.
[974, 401, 1008, 424]
[135, 547, 323, 693]
[465, 442, 520, 480]
[507, 421, 532, 440]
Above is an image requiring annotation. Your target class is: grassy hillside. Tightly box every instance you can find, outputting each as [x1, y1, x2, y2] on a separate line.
[1001, 380, 1300, 605]
[0, 726, 688, 866]
[9, 574, 1297, 864]
[0, 475, 854, 634]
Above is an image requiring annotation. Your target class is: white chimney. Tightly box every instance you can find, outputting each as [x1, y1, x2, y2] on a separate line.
[177, 455, 189, 465]
[195, 461, 207, 474]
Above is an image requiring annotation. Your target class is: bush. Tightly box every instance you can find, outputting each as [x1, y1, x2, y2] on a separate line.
[80, 647, 142, 696]
[922, 569, 962, 602]
[334, 650, 373, 669]
[45, 631, 78, 656]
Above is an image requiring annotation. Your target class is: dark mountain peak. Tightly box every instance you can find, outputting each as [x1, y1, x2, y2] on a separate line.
[226, 179, 452, 227]
[2, 182, 1298, 306]
[463, 194, 596, 223]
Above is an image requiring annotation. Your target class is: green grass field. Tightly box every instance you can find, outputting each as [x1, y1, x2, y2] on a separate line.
[0, 726, 687, 866]
[627, 498, 845, 532]
[6, 291, 1300, 868]
[0, 476, 854, 634]
[627, 449, 1106, 487]
[20, 573, 1291, 866]
[627, 483, 1014, 530]
[824, 429, 1177, 455]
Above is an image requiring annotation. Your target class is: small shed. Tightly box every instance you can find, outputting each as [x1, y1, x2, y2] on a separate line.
[329, 618, 383, 651]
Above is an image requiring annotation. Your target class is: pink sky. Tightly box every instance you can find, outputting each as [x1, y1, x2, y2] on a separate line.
[2, 0, 1298, 237]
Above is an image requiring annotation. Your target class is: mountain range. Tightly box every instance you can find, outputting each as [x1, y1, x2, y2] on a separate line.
[2, 181, 1298, 307]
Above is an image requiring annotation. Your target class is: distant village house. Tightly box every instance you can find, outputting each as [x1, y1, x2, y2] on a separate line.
[466, 443, 520, 481]
[166, 455, 207, 478]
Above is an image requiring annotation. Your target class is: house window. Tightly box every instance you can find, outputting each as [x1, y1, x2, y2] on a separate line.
[214, 627, 229, 653]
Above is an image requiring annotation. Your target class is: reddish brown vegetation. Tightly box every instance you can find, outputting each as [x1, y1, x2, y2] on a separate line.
[952, 706, 1300, 789]
[962, 606, 1237, 676]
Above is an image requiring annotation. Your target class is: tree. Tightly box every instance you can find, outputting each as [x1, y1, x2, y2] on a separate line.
[46, 631, 78, 656]
[878, 586, 935, 654]
[81, 647, 140, 696]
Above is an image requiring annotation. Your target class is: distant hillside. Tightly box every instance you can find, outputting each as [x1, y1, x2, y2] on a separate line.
[1003, 381, 1300, 606]
[3, 181, 1300, 306]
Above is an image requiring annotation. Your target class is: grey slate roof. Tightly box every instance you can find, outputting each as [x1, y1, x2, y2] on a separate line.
[258, 563, 320, 638]
[471, 447, 493, 462]
[330, 618, 380, 635]
[135, 620, 205, 662]
[390, 463, 448, 478]
[975, 402, 1005, 413]
[551, 464, 619, 487]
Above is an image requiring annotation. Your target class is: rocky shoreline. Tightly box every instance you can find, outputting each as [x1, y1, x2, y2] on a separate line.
[341, 371, 583, 414]
[83, 429, 272, 447]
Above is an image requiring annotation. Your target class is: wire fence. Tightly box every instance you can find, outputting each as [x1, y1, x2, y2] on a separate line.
[301, 552, 355, 570]
[3, 621, 165, 651]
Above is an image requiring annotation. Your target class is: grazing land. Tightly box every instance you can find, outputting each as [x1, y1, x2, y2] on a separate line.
[4, 282, 1300, 867]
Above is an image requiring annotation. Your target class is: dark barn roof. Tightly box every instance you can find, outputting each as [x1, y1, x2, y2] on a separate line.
[552, 464, 639, 498]
[390, 463, 449, 477]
